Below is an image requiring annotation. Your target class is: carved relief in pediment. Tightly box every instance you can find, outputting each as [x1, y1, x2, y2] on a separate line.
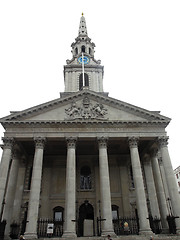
[65, 97, 108, 120]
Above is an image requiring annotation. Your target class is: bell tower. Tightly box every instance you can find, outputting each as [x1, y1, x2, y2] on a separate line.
[62, 14, 105, 96]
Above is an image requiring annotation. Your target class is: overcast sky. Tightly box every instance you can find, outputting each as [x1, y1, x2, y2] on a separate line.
[0, 0, 179, 169]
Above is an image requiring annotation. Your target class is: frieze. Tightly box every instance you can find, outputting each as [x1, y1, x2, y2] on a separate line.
[65, 97, 108, 120]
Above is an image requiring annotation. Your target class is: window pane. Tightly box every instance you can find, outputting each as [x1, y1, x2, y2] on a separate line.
[112, 210, 118, 220]
[55, 212, 62, 221]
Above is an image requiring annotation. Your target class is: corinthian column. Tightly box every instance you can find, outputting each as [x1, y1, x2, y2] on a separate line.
[158, 137, 180, 234]
[143, 154, 160, 219]
[63, 137, 77, 238]
[3, 149, 20, 238]
[128, 137, 152, 235]
[0, 137, 14, 220]
[24, 137, 46, 239]
[97, 137, 115, 237]
[150, 148, 169, 233]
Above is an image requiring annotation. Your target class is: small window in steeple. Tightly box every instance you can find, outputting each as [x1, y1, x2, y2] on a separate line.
[89, 48, 91, 55]
[75, 47, 78, 55]
[81, 45, 85, 53]
[79, 73, 89, 90]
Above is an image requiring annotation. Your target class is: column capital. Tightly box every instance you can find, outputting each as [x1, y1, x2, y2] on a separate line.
[97, 136, 108, 148]
[66, 137, 77, 148]
[157, 136, 169, 148]
[2, 137, 14, 149]
[34, 137, 46, 149]
[128, 137, 139, 148]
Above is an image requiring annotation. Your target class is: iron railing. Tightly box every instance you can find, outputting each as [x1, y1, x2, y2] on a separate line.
[97, 216, 139, 236]
[0, 221, 6, 240]
[37, 219, 63, 238]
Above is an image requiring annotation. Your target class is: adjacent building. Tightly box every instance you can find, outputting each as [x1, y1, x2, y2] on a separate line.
[0, 14, 180, 239]
[174, 166, 180, 194]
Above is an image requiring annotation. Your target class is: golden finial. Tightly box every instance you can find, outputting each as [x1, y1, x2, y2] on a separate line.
[82, 12, 84, 16]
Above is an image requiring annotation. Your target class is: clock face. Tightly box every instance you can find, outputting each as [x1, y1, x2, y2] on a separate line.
[78, 56, 90, 64]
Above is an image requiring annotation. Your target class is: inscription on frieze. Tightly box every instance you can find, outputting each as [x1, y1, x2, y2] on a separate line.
[65, 97, 108, 120]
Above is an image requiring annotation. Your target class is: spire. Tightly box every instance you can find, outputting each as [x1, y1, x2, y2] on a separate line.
[78, 13, 88, 36]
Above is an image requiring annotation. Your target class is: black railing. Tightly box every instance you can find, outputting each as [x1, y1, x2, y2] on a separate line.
[167, 215, 178, 234]
[0, 221, 6, 240]
[113, 217, 139, 235]
[37, 219, 63, 238]
[98, 217, 139, 236]
[148, 215, 162, 234]
[9, 222, 20, 239]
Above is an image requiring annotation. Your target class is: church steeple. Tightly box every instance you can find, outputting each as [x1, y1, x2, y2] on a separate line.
[78, 13, 88, 36]
[62, 14, 105, 97]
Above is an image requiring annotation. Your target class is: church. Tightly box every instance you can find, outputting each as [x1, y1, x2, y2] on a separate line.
[0, 14, 180, 240]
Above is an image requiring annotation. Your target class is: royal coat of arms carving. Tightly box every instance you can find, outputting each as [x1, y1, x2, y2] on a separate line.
[65, 97, 108, 120]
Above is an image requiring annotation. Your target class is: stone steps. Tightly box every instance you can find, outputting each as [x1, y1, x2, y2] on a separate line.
[40, 235, 180, 240]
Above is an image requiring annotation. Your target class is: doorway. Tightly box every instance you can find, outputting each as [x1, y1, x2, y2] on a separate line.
[78, 201, 94, 237]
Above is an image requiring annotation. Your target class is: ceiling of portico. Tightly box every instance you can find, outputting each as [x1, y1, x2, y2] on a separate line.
[19, 138, 153, 158]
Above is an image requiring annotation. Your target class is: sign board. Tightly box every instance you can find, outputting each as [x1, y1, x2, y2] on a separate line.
[47, 223, 54, 234]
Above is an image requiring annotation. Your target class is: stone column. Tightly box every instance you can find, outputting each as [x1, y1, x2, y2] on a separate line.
[0, 137, 14, 220]
[150, 149, 169, 233]
[3, 149, 20, 237]
[63, 137, 77, 238]
[97, 137, 115, 237]
[128, 137, 152, 235]
[24, 137, 46, 239]
[158, 137, 180, 234]
[143, 154, 160, 219]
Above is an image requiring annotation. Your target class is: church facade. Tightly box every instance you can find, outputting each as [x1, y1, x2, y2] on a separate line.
[0, 14, 180, 239]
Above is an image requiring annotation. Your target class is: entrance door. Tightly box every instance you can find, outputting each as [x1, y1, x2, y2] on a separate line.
[78, 201, 94, 237]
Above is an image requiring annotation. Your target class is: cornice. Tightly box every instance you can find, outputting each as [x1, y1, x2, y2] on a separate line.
[1, 120, 169, 128]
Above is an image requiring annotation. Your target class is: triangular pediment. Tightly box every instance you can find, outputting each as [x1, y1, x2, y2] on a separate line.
[0, 90, 170, 126]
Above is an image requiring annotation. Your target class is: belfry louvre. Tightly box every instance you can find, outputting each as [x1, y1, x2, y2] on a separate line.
[0, 14, 180, 240]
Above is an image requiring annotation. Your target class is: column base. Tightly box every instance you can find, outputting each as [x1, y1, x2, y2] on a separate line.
[161, 227, 169, 234]
[24, 232, 38, 240]
[101, 229, 116, 237]
[62, 231, 77, 239]
[139, 229, 154, 236]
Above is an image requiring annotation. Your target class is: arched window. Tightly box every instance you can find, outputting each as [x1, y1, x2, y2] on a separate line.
[79, 73, 89, 90]
[53, 206, 64, 221]
[81, 45, 85, 53]
[75, 47, 78, 55]
[80, 166, 91, 190]
[89, 48, 91, 55]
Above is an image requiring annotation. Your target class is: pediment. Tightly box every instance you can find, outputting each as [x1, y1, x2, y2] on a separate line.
[0, 90, 170, 126]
